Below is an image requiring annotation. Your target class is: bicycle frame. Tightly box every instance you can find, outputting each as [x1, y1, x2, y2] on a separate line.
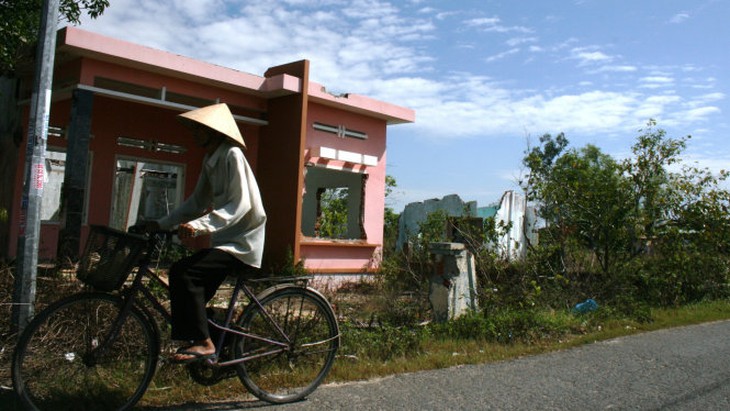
[208, 277, 291, 367]
[13, 227, 340, 410]
[100, 234, 310, 369]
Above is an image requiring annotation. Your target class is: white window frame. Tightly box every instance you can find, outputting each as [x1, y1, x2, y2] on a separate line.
[41, 147, 92, 225]
[109, 155, 186, 231]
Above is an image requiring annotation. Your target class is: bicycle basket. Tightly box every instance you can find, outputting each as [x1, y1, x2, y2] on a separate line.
[77, 225, 147, 291]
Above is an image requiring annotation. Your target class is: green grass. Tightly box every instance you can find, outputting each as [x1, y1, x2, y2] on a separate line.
[3, 266, 729, 409]
[326, 299, 730, 384]
[133, 299, 730, 407]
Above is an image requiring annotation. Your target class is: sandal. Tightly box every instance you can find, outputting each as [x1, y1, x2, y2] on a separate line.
[170, 348, 217, 364]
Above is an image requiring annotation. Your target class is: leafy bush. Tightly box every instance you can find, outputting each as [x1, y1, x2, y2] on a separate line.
[633, 250, 730, 306]
[429, 308, 575, 344]
[359, 120, 730, 362]
[339, 322, 428, 361]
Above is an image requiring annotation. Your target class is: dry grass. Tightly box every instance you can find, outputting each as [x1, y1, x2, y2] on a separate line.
[2, 263, 730, 409]
[1, 264, 87, 408]
[0, 265, 16, 395]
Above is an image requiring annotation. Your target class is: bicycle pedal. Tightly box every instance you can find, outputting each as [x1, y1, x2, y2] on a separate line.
[187, 362, 236, 385]
[222, 366, 238, 379]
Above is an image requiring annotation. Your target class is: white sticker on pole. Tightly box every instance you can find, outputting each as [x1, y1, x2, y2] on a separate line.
[41, 90, 51, 141]
[34, 162, 44, 190]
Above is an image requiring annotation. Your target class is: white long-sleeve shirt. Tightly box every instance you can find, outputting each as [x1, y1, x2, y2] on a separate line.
[157, 141, 266, 267]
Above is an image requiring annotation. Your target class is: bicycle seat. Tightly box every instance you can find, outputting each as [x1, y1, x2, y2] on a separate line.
[231, 265, 263, 278]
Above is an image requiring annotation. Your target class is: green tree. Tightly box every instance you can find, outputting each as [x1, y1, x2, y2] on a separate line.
[524, 140, 634, 274]
[317, 188, 349, 239]
[383, 175, 399, 255]
[522, 122, 730, 306]
[668, 164, 730, 252]
[623, 119, 688, 247]
[621, 119, 730, 252]
[1, 0, 109, 74]
[553, 145, 634, 273]
[521, 133, 569, 205]
[623, 123, 730, 304]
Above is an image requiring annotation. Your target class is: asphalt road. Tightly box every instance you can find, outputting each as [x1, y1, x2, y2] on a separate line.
[143, 320, 730, 410]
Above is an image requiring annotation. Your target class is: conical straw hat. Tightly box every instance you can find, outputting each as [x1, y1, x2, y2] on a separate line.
[178, 103, 246, 149]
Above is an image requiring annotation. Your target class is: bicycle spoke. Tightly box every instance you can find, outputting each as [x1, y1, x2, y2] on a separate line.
[13, 293, 159, 411]
[234, 287, 339, 404]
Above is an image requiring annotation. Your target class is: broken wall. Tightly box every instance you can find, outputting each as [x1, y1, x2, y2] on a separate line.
[398, 191, 539, 261]
[492, 190, 539, 261]
[396, 194, 477, 250]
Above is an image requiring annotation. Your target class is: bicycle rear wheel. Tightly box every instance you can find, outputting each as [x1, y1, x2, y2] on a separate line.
[234, 286, 339, 403]
[12, 293, 159, 411]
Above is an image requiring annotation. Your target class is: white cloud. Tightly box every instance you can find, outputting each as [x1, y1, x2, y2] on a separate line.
[595, 65, 638, 73]
[79, 0, 725, 150]
[669, 12, 690, 24]
[84, 0, 436, 93]
[680, 153, 730, 187]
[172, 0, 225, 23]
[506, 36, 538, 47]
[698, 92, 725, 103]
[642, 76, 674, 83]
[464, 16, 532, 34]
[634, 95, 682, 119]
[465, 17, 500, 27]
[571, 47, 614, 65]
[485, 48, 520, 63]
[389, 74, 648, 140]
[684, 106, 721, 121]
[639, 76, 675, 89]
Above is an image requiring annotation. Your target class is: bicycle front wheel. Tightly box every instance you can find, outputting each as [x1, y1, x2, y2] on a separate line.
[12, 293, 159, 411]
[234, 286, 339, 403]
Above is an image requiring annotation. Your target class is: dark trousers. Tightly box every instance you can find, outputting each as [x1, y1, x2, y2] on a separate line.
[168, 248, 247, 341]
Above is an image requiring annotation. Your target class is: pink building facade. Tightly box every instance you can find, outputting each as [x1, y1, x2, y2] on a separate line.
[5, 27, 414, 274]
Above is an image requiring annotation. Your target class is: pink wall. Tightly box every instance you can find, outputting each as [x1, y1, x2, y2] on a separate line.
[300, 102, 388, 272]
[8, 27, 414, 272]
[9, 56, 264, 259]
[300, 243, 379, 272]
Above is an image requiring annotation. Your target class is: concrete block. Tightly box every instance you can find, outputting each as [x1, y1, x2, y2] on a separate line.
[428, 242, 478, 322]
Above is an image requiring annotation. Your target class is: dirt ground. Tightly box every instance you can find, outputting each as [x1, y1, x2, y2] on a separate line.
[0, 265, 392, 398]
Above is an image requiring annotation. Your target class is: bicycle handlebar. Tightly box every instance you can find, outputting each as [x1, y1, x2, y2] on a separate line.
[127, 224, 176, 237]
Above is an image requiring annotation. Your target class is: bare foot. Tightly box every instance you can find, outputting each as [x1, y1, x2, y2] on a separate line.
[172, 339, 216, 363]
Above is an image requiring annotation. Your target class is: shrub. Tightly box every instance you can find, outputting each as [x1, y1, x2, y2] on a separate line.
[339, 322, 428, 361]
[429, 308, 576, 344]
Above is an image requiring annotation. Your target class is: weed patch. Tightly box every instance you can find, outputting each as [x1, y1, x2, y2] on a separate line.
[339, 322, 428, 361]
[3, 259, 730, 409]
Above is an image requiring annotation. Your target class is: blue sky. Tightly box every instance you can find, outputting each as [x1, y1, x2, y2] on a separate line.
[78, 0, 729, 211]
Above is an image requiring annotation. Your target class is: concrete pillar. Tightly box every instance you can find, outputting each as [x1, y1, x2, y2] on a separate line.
[58, 88, 93, 263]
[428, 242, 478, 322]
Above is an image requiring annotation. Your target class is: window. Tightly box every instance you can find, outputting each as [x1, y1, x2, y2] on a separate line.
[313, 122, 367, 140]
[40, 148, 92, 224]
[41, 149, 66, 222]
[301, 166, 366, 240]
[110, 159, 184, 231]
[316, 187, 350, 238]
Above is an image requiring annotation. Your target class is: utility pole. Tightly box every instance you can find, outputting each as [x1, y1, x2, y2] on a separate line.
[12, 0, 60, 331]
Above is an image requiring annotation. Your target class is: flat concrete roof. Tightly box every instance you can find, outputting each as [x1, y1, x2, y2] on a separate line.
[57, 26, 414, 125]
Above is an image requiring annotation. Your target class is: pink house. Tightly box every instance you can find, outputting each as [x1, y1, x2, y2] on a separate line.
[4, 27, 414, 274]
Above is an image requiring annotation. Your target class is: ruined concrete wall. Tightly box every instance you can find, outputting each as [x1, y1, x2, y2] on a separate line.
[396, 194, 476, 250]
[398, 191, 539, 261]
[492, 190, 539, 261]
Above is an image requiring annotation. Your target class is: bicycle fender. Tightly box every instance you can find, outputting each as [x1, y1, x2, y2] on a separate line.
[253, 283, 331, 306]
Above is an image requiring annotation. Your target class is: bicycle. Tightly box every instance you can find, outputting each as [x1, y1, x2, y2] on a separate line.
[12, 225, 340, 410]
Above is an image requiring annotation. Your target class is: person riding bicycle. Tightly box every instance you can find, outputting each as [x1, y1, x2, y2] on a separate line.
[143, 103, 266, 364]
